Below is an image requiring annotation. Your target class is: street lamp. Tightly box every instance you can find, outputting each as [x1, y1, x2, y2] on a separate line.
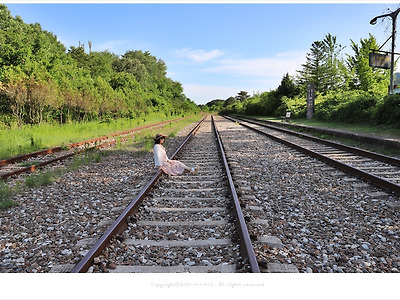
[370, 7, 400, 95]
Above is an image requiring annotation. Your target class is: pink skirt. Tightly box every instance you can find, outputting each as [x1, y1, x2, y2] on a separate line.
[160, 160, 188, 176]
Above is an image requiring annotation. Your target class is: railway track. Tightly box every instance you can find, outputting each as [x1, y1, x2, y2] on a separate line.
[2, 114, 399, 274]
[227, 115, 400, 197]
[71, 116, 265, 273]
[0, 117, 187, 180]
[71, 114, 400, 274]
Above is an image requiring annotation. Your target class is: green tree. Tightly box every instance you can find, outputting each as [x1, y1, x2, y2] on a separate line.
[235, 91, 250, 102]
[322, 33, 346, 91]
[297, 40, 326, 93]
[277, 73, 299, 98]
[347, 34, 389, 94]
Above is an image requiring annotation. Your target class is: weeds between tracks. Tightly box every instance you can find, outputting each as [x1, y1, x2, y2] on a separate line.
[0, 115, 203, 210]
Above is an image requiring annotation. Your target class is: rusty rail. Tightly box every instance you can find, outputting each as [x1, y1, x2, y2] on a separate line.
[0, 116, 189, 180]
[0, 116, 188, 168]
[71, 116, 206, 273]
[211, 116, 260, 273]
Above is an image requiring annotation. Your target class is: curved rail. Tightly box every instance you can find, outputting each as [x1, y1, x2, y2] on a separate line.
[226, 115, 400, 196]
[71, 116, 206, 273]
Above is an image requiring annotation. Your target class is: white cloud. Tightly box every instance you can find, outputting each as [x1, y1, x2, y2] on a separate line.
[94, 40, 132, 53]
[178, 51, 308, 104]
[202, 51, 307, 78]
[183, 84, 239, 104]
[176, 48, 225, 63]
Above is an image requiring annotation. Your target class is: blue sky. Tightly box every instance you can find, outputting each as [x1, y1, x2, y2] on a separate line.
[3, 2, 400, 104]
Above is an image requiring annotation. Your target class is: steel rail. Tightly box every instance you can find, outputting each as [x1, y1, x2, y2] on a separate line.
[0, 116, 188, 168]
[230, 115, 400, 167]
[0, 117, 190, 180]
[211, 116, 260, 273]
[1, 138, 120, 180]
[71, 116, 206, 273]
[226, 116, 400, 196]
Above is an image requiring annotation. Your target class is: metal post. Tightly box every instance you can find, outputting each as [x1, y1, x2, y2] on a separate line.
[390, 15, 396, 94]
[370, 7, 400, 95]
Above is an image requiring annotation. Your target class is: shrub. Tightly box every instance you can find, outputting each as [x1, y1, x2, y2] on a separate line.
[330, 95, 377, 124]
[375, 94, 400, 127]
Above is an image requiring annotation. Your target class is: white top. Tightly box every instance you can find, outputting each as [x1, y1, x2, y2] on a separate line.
[153, 144, 168, 167]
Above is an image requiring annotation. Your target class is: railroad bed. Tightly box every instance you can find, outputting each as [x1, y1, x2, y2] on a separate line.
[1, 115, 400, 273]
[89, 117, 243, 273]
[216, 116, 400, 273]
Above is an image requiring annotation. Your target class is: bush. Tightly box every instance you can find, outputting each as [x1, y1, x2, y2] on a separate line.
[375, 94, 400, 127]
[330, 95, 377, 124]
[313, 90, 380, 124]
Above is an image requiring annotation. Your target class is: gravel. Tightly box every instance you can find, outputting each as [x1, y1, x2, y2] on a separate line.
[215, 116, 400, 273]
[1, 116, 399, 273]
[0, 123, 196, 273]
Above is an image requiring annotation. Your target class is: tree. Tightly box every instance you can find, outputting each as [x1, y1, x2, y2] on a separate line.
[297, 33, 347, 94]
[276, 73, 299, 98]
[297, 40, 326, 93]
[236, 91, 250, 102]
[347, 34, 389, 94]
[224, 96, 236, 107]
[322, 33, 346, 91]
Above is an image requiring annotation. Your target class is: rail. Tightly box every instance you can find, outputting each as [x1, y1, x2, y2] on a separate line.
[212, 116, 260, 273]
[226, 115, 400, 196]
[71, 116, 206, 273]
[0, 116, 190, 180]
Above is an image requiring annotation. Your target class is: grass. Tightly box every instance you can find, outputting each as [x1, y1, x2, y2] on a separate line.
[0, 180, 17, 210]
[0, 114, 204, 210]
[0, 112, 196, 160]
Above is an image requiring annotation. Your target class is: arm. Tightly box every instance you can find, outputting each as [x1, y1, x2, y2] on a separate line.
[153, 145, 164, 167]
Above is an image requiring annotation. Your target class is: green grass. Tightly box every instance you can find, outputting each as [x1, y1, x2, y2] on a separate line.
[294, 119, 400, 138]
[0, 112, 196, 160]
[0, 180, 17, 210]
[0, 114, 203, 210]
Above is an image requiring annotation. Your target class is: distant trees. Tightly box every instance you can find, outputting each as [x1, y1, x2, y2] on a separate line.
[297, 33, 389, 96]
[208, 31, 394, 127]
[235, 91, 250, 102]
[0, 4, 198, 127]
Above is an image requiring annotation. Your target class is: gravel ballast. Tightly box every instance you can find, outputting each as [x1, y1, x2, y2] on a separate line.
[1, 116, 399, 273]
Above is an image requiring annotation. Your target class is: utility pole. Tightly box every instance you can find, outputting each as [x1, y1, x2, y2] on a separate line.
[370, 7, 400, 95]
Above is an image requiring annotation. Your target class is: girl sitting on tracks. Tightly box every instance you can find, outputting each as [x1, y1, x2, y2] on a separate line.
[153, 133, 199, 176]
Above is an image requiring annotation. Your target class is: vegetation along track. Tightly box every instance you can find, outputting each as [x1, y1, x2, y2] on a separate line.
[0, 117, 187, 180]
[2, 115, 399, 273]
[72, 116, 262, 273]
[71, 115, 400, 273]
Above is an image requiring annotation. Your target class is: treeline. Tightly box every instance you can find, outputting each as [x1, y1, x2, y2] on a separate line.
[0, 4, 199, 128]
[204, 33, 400, 128]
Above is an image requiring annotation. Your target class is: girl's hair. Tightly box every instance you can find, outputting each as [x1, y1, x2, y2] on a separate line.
[154, 133, 166, 144]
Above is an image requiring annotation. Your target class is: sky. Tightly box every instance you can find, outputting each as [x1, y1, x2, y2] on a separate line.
[3, 1, 400, 105]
